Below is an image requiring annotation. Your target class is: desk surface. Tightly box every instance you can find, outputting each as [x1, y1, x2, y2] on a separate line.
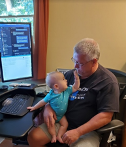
[0, 79, 45, 87]
[0, 79, 45, 138]
[0, 96, 42, 138]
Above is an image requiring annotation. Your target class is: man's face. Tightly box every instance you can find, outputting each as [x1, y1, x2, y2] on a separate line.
[72, 52, 94, 79]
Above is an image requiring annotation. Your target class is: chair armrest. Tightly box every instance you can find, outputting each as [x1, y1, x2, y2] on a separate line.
[96, 119, 124, 134]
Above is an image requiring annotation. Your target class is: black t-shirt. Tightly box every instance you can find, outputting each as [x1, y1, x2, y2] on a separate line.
[65, 64, 119, 130]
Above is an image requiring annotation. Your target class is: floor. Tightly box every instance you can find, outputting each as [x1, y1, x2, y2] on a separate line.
[0, 138, 29, 147]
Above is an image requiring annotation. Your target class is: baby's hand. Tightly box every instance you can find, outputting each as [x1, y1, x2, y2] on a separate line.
[74, 70, 79, 80]
[27, 106, 35, 111]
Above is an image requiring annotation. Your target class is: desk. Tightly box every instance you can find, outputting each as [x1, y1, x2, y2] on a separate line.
[0, 79, 45, 88]
[0, 79, 45, 138]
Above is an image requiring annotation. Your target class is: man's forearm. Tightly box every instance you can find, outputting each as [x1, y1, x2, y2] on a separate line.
[76, 112, 113, 136]
[43, 103, 57, 128]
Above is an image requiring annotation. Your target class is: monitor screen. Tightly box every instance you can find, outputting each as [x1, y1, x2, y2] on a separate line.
[0, 22, 33, 82]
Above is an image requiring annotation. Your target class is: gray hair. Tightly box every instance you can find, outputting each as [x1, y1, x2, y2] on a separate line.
[73, 38, 100, 61]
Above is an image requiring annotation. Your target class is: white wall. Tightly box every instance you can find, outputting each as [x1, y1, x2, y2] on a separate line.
[47, 0, 126, 73]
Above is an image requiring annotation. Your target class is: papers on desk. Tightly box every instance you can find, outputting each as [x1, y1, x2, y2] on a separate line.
[35, 83, 51, 94]
[37, 83, 46, 86]
[35, 87, 46, 95]
[9, 83, 19, 87]
[9, 83, 31, 87]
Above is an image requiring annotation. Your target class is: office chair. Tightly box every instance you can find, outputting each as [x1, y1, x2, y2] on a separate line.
[105, 68, 126, 147]
[107, 68, 126, 77]
[13, 68, 125, 147]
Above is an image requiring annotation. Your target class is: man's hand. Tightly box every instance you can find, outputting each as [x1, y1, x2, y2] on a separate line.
[43, 104, 57, 128]
[62, 129, 80, 145]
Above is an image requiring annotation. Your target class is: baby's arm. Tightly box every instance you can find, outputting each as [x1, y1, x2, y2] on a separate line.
[72, 70, 80, 93]
[27, 99, 47, 111]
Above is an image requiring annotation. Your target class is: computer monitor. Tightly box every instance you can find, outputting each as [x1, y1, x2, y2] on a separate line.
[0, 22, 33, 82]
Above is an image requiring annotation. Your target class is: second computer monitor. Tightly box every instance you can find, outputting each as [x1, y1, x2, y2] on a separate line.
[0, 22, 33, 82]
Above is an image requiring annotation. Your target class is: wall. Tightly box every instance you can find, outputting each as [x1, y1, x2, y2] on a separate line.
[46, 0, 126, 73]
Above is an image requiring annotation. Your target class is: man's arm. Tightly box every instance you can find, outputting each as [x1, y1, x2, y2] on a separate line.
[43, 103, 57, 128]
[62, 111, 113, 145]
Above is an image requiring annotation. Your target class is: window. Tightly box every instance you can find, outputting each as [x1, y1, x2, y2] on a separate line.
[0, 0, 34, 34]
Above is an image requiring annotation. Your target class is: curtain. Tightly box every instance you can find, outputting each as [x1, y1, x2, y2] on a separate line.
[33, 0, 49, 80]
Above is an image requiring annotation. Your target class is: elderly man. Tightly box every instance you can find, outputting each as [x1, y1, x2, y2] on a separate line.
[28, 38, 119, 147]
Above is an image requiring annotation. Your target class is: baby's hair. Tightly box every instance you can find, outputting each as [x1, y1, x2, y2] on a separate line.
[46, 71, 60, 89]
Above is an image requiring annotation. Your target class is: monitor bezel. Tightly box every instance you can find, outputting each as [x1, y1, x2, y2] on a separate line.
[0, 22, 34, 82]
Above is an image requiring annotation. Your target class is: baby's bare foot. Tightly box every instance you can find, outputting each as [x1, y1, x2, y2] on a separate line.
[51, 135, 56, 143]
[57, 136, 64, 143]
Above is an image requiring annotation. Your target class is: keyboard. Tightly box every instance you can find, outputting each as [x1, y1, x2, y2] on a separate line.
[0, 94, 34, 116]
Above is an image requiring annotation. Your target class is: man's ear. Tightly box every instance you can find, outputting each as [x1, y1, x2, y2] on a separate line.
[92, 58, 97, 66]
[53, 84, 59, 89]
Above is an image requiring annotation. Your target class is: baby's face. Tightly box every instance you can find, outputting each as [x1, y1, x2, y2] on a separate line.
[56, 73, 68, 92]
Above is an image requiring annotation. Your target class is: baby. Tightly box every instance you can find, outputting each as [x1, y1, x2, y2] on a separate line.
[27, 70, 80, 143]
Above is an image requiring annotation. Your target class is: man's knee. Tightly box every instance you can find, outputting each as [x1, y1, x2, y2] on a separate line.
[28, 127, 50, 146]
[70, 131, 100, 147]
[28, 128, 41, 142]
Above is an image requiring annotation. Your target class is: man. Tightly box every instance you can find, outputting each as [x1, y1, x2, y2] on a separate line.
[28, 38, 119, 147]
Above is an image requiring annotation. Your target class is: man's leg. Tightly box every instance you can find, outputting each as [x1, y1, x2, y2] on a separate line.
[27, 126, 51, 147]
[28, 123, 62, 147]
[70, 131, 101, 147]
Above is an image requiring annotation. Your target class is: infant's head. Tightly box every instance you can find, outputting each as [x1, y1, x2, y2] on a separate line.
[46, 71, 68, 93]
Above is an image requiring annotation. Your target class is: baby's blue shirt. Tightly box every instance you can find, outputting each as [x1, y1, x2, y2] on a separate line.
[43, 86, 72, 121]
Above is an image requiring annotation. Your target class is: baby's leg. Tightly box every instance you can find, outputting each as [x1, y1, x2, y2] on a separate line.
[48, 124, 56, 143]
[57, 116, 68, 143]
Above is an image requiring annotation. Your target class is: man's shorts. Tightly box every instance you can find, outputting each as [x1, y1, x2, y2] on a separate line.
[39, 123, 61, 140]
[39, 123, 100, 147]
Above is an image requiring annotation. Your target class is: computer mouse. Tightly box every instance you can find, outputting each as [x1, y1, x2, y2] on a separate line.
[2, 98, 13, 106]
[36, 92, 47, 97]
[0, 85, 8, 91]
